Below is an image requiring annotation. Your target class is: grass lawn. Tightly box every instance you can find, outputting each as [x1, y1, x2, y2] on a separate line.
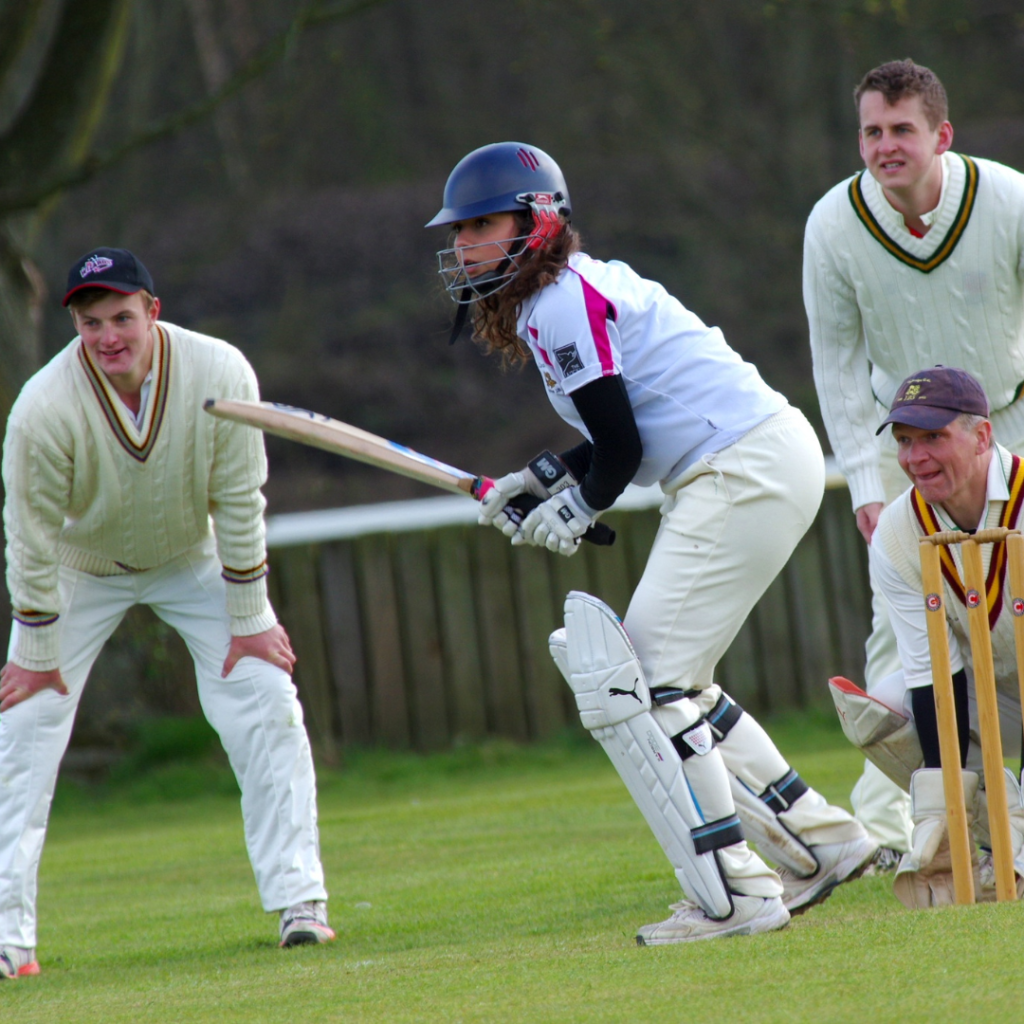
[4, 711, 1024, 1022]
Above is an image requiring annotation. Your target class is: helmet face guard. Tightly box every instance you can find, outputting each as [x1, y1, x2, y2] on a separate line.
[428, 144, 571, 306]
[435, 191, 569, 304]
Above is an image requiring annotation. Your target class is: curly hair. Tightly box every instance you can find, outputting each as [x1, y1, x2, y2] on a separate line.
[854, 59, 948, 130]
[468, 212, 581, 368]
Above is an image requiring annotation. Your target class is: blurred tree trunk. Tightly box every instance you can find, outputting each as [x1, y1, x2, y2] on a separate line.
[0, 0, 133, 427]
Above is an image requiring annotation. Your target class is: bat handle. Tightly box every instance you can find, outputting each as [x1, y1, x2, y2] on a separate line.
[471, 480, 615, 547]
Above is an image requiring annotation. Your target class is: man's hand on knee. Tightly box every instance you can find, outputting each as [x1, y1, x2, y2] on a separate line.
[222, 624, 296, 678]
[0, 662, 69, 711]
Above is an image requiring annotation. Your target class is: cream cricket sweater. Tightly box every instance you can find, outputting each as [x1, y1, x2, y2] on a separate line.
[804, 152, 1024, 511]
[3, 322, 278, 670]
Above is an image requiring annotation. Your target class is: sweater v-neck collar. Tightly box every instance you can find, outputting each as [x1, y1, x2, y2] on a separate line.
[848, 152, 978, 273]
[77, 325, 171, 463]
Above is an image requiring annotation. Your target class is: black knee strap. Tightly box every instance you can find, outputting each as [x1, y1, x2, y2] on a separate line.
[670, 720, 717, 761]
[759, 769, 808, 814]
[706, 693, 743, 741]
[692, 814, 745, 855]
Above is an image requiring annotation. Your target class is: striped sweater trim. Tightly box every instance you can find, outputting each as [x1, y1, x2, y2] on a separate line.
[77, 325, 171, 463]
[847, 154, 979, 273]
[222, 561, 269, 584]
[910, 453, 1024, 628]
[13, 610, 59, 628]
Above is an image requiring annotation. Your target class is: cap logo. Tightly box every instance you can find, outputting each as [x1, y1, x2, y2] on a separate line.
[901, 383, 924, 402]
[80, 255, 114, 278]
[517, 148, 540, 171]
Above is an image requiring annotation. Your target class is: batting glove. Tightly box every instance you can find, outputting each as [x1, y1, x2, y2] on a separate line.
[478, 450, 576, 537]
[514, 486, 595, 556]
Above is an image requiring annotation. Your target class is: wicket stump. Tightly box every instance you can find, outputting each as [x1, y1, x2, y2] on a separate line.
[919, 526, 1021, 904]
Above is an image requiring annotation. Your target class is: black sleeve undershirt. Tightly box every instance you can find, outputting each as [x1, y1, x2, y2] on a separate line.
[557, 374, 643, 512]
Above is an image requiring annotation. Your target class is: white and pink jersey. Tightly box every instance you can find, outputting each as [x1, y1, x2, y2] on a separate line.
[517, 252, 787, 487]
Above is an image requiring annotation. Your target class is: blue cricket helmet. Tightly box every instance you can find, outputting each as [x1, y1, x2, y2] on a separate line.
[425, 142, 571, 227]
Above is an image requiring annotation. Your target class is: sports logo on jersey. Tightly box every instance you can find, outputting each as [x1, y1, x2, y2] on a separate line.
[554, 343, 584, 376]
[542, 371, 559, 391]
[80, 255, 114, 278]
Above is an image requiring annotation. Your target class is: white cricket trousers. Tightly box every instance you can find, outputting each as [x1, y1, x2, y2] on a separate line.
[0, 539, 327, 948]
[624, 405, 825, 692]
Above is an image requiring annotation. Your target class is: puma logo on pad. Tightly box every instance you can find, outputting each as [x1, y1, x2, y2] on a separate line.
[609, 678, 642, 703]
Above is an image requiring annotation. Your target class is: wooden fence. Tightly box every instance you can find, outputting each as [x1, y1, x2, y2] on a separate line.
[1, 475, 872, 768]
[263, 479, 872, 761]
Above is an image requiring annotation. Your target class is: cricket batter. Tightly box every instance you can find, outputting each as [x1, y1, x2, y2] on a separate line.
[0, 249, 333, 981]
[804, 59, 1024, 860]
[840, 367, 1024, 906]
[427, 142, 876, 944]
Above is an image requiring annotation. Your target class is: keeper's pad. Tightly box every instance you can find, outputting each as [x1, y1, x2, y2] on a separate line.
[552, 592, 736, 919]
[829, 676, 922, 792]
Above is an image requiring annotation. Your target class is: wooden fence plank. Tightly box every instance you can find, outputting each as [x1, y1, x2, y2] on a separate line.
[749, 574, 800, 713]
[620, 507, 661, 594]
[274, 546, 337, 763]
[584, 515, 634, 620]
[393, 532, 449, 750]
[511, 544, 566, 739]
[319, 542, 371, 746]
[434, 527, 488, 742]
[547, 543, 594, 723]
[782, 526, 837, 710]
[717, 616, 760, 710]
[354, 534, 410, 747]
[475, 529, 529, 740]
[817, 490, 871, 683]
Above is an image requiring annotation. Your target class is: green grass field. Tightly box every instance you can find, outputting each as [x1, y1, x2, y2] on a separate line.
[4, 711, 1024, 1022]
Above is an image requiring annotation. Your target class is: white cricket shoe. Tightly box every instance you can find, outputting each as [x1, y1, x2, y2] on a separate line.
[279, 901, 336, 948]
[779, 834, 877, 914]
[976, 852, 1024, 902]
[635, 894, 789, 946]
[862, 846, 902, 876]
[0, 945, 39, 980]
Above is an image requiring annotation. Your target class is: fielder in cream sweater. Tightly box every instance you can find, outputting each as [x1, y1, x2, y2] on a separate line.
[0, 249, 333, 982]
[804, 59, 1024, 860]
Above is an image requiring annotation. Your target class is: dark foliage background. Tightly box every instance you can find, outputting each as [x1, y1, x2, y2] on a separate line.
[16, 0, 1024, 512]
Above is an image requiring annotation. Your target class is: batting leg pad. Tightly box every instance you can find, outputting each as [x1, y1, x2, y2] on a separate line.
[829, 676, 923, 792]
[552, 592, 738, 918]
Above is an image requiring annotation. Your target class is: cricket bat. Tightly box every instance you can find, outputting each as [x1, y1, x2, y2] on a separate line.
[203, 399, 615, 546]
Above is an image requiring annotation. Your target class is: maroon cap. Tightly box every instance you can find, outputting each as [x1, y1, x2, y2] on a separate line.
[63, 248, 154, 306]
[876, 366, 990, 435]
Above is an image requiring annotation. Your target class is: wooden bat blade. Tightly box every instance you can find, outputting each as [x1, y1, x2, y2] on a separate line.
[204, 399, 477, 496]
[203, 399, 616, 547]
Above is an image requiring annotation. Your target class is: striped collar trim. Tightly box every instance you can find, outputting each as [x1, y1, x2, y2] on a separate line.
[911, 452, 1024, 628]
[848, 154, 978, 273]
[77, 326, 170, 463]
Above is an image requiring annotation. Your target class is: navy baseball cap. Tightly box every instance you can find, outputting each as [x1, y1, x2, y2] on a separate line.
[62, 248, 155, 307]
[876, 366, 990, 435]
